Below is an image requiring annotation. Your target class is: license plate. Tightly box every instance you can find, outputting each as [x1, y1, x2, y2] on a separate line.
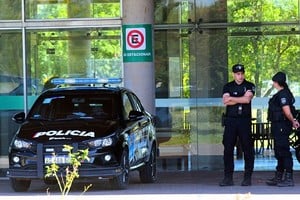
[44, 155, 71, 164]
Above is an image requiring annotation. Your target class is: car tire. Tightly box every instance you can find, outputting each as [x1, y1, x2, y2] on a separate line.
[110, 149, 129, 189]
[295, 146, 300, 163]
[139, 145, 157, 183]
[44, 178, 57, 185]
[10, 178, 31, 192]
[293, 138, 300, 163]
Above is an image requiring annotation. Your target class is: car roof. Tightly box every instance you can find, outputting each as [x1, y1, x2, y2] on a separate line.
[42, 85, 130, 95]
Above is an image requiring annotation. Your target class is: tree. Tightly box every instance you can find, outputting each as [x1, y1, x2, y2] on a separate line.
[228, 0, 300, 120]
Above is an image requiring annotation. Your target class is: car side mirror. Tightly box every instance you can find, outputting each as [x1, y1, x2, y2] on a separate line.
[12, 112, 26, 123]
[128, 110, 144, 121]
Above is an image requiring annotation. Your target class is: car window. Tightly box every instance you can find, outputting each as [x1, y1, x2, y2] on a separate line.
[72, 97, 113, 119]
[28, 93, 115, 120]
[128, 93, 143, 112]
[122, 93, 133, 120]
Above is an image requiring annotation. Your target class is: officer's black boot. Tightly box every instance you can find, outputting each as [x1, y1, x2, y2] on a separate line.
[241, 173, 252, 186]
[266, 171, 283, 186]
[219, 174, 234, 186]
[277, 172, 294, 187]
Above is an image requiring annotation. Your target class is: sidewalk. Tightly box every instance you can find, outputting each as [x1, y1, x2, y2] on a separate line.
[1, 170, 300, 200]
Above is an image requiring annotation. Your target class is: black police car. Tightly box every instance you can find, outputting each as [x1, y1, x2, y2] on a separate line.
[7, 78, 158, 192]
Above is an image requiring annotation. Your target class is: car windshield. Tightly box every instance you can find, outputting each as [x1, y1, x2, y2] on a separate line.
[28, 93, 116, 120]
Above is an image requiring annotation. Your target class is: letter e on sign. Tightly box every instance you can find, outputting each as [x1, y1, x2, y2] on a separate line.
[126, 28, 146, 50]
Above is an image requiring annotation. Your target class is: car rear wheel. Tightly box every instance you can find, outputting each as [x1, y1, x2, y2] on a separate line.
[296, 148, 300, 163]
[110, 149, 129, 189]
[293, 138, 300, 163]
[139, 145, 157, 183]
[10, 178, 31, 192]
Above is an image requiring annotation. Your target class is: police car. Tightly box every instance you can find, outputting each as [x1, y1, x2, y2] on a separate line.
[7, 78, 158, 192]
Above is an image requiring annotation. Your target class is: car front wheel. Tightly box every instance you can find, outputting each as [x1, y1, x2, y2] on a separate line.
[10, 178, 31, 192]
[139, 145, 157, 183]
[110, 149, 129, 189]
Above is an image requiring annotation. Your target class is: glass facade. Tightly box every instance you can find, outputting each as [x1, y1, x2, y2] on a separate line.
[26, 0, 120, 19]
[154, 0, 300, 171]
[0, 0, 299, 171]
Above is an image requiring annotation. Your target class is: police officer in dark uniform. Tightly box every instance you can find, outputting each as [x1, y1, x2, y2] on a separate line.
[266, 72, 299, 187]
[219, 64, 255, 186]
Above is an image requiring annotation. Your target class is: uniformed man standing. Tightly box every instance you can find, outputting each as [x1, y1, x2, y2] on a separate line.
[219, 64, 255, 186]
[266, 72, 299, 187]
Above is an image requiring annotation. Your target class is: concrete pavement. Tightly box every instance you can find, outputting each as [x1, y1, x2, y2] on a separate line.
[1, 170, 300, 199]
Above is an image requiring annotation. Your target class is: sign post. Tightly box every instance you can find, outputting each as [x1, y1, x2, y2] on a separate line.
[122, 24, 153, 63]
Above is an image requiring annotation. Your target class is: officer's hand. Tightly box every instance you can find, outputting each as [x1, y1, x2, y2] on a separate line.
[244, 90, 254, 97]
[292, 119, 300, 129]
[223, 93, 231, 105]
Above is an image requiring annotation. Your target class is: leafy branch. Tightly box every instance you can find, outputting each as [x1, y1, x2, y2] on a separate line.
[45, 144, 92, 196]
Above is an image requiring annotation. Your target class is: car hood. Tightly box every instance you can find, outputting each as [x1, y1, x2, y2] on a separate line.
[17, 119, 119, 143]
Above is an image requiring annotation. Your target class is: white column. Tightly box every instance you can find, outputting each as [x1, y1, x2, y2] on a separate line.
[122, 0, 155, 115]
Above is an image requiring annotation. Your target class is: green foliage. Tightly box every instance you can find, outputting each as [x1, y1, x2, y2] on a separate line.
[92, 3, 120, 18]
[228, 0, 299, 98]
[32, 28, 122, 87]
[45, 145, 91, 196]
[33, 1, 120, 19]
[28, 2, 121, 86]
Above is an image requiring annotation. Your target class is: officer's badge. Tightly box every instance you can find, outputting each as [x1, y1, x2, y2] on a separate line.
[281, 98, 287, 104]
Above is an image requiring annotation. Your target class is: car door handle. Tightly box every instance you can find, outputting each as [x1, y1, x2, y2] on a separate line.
[139, 120, 148, 127]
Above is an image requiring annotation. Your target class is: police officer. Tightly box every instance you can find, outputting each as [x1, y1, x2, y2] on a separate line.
[219, 64, 255, 186]
[266, 72, 299, 187]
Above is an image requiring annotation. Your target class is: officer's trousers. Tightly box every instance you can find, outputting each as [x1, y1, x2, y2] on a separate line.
[271, 121, 293, 173]
[222, 117, 254, 177]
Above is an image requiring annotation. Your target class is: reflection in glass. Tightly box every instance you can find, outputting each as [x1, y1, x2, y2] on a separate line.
[155, 0, 227, 24]
[25, 0, 120, 19]
[0, 32, 23, 95]
[228, 0, 299, 22]
[0, 0, 21, 20]
[27, 28, 121, 96]
[155, 0, 192, 24]
[0, 30, 24, 158]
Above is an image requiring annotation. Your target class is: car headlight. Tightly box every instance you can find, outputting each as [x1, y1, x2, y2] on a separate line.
[13, 138, 32, 149]
[88, 137, 113, 148]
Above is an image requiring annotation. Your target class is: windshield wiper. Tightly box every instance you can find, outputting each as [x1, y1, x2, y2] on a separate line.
[28, 117, 50, 121]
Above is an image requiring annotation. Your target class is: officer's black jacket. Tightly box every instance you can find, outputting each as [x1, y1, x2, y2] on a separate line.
[268, 88, 296, 122]
[223, 80, 255, 118]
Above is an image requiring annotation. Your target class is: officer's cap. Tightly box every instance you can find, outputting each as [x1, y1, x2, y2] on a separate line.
[232, 64, 245, 73]
[272, 72, 286, 83]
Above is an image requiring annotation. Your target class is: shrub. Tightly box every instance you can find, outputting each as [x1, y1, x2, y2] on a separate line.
[45, 144, 91, 196]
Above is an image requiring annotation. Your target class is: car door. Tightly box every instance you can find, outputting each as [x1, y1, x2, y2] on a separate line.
[127, 92, 151, 163]
[122, 92, 149, 166]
